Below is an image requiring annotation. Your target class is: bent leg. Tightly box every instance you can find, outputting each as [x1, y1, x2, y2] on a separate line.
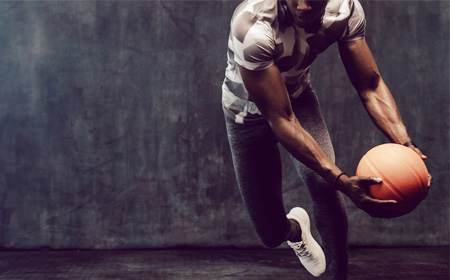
[291, 88, 349, 280]
[225, 116, 290, 248]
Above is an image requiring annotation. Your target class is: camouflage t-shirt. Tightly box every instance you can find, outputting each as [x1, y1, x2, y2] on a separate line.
[222, 0, 366, 123]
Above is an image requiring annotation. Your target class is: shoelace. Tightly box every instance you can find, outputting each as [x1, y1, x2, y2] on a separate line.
[292, 241, 312, 258]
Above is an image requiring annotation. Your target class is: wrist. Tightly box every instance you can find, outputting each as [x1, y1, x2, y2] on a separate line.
[402, 140, 417, 148]
[318, 161, 345, 185]
[333, 172, 346, 188]
[332, 173, 351, 192]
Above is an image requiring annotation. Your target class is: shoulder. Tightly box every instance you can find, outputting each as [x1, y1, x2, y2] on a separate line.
[229, 0, 278, 70]
[230, 0, 277, 43]
[324, 0, 365, 22]
[323, 0, 366, 41]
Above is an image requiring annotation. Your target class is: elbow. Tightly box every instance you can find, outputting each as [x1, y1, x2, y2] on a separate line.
[356, 71, 381, 94]
[266, 112, 301, 144]
[266, 110, 296, 130]
[367, 72, 381, 91]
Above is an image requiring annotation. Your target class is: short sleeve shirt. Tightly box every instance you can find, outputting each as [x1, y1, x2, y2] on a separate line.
[222, 0, 366, 123]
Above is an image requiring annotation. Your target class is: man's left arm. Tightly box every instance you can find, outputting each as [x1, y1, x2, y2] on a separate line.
[338, 38, 426, 158]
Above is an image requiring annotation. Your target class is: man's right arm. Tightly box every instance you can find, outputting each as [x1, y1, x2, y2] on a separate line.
[238, 64, 343, 184]
[238, 64, 398, 218]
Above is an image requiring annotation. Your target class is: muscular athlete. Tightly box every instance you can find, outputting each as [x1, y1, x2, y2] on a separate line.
[222, 0, 432, 279]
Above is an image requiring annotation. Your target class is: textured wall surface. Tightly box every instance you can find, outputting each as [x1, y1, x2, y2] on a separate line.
[0, 0, 448, 249]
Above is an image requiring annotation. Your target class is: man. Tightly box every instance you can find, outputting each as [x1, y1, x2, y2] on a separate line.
[222, 0, 431, 279]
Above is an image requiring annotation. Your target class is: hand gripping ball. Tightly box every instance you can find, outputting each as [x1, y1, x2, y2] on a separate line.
[356, 143, 429, 218]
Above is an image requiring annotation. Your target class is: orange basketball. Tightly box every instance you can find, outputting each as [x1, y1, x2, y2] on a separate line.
[356, 143, 429, 218]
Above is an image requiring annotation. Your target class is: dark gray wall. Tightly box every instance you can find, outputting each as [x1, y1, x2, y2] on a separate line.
[0, 1, 448, 249]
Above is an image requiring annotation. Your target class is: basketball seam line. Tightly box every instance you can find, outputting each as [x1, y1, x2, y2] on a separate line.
[365, 156, 405, 200]
[393, 152, 427, 199]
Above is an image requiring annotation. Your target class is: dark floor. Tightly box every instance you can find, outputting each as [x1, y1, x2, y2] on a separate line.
[0, 247, 448, 280]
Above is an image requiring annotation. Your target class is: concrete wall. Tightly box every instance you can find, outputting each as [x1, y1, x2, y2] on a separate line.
[0, 0, 448, 249]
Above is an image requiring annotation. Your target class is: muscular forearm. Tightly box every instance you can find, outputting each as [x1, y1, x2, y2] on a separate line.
[338, 39, 411, 145]
[359, 78, 411, 144]
[268, 115, 343, 185]
[238, 64, 344, 186]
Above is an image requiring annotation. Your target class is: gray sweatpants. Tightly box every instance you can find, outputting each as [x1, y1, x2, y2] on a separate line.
[225, 86, 349, 279]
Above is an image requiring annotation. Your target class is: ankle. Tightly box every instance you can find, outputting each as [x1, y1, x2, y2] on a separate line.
[287, 219, 302, 243]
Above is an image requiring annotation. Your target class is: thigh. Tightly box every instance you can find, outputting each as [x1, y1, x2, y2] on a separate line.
[291, 86, 335, 165]
[225, 117, 290, 247]
[225, 116, 283, 205]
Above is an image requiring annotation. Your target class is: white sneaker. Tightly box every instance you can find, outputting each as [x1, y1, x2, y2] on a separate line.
[287, 207, 326, 277]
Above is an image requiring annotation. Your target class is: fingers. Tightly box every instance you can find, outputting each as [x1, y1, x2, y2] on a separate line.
[354, 176, 382, 190]
[367, 197, 397, 205]
[361, 197, 398, 218]
[426, 174, 432, 193]
[353, 176, 382, 183]
[416, 148, 427, 160]
[407, 145, 427, 160]
[367, 177, 382, 184]
[351, 188, 397, 218]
